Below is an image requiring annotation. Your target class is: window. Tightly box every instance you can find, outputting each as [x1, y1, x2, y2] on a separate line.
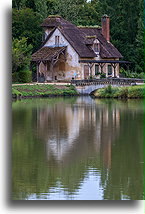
[44, 32, 47, 40]
[84, 65, 89, 79]
[108, 65, 112, 75]
[55, 36, 60, 46]
[94, 43, 100, 53]
[95, 65, 99, 75]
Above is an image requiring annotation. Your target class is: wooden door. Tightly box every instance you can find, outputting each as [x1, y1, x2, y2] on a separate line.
[84, 65, 89, 79]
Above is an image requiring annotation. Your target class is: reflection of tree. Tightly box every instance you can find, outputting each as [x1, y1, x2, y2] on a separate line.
[12, 98, 144, 200]
[101, 109, 144, 200]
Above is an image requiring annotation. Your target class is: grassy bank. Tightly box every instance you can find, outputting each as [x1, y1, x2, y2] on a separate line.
[12, 84, 79, 98]
[93, 85, 144, 99]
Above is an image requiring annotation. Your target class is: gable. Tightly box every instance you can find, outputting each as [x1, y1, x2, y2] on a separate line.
[43, 27, 96, 58]
[44, 28, 68, 48]
[42, 28, 80, 67]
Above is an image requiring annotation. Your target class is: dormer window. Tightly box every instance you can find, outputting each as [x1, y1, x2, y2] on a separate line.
[44, 32, 48, 40]
[55, 36, 60, 46]
[93, 43, 100, 53]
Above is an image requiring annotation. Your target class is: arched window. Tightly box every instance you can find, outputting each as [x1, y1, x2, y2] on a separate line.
[93, 42, 100, 53]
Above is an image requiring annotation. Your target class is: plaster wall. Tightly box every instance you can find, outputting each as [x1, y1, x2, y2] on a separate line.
[43, 28, 82, 80]
[40, 28, 120, 81]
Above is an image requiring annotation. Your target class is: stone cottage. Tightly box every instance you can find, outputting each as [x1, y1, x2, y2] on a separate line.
[31, 15, 123, 82]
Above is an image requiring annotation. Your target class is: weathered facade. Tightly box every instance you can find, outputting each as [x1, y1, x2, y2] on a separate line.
[31, 15, 123, 82]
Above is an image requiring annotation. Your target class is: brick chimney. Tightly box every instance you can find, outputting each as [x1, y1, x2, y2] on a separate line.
[101, 14, 110, 42]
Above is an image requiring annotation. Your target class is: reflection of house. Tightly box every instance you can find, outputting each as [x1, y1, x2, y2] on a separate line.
[31, 15, 123, 82]
[38, 102, 85, 161]
[37, 98, 120, 166]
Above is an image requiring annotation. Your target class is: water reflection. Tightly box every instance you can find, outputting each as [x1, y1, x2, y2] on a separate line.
[12, 97, 144, 200]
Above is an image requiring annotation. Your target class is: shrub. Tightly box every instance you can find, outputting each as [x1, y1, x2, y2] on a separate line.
[120, 68, 144, 79]
[128, 86, 144, 98]
[19, 69, 32, 83]
[105, 85, 112, 94]
[100, 73, 106, 78]
[118, 88, 128, 98]
[93, 85, 144, 98]
[12, 72, 20, 82]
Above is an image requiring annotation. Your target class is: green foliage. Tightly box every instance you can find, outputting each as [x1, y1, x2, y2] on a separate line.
[128, 86, 144, 98]
[12, 0, 27, 10]
[100, 73, 106, 78]
[75, 0, 101, 26]
[100, 0, 143, 73]
[12, 88, 22, 96]
[13, 0, 48, 18]
[12, 37, 33, 83]
[105, 84, 112, 94]
[120, 68, 144, 79]
[94, 85, 144, 99]
[12, 84, 78, 97]
[12, 8, 43, 52]
[52, 0, 83, 25]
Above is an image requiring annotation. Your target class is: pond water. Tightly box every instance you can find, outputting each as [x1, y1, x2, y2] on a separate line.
[12, 97, 144, 200]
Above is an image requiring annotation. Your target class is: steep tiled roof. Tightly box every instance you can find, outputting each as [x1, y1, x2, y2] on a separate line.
[41, 16, 96, 58]
[59, 27, 96, 58]
[41, 15, 76, 28]
[31, 46, 66, 61]
[79, 27, 123, 58]
[34, 16, 122, 59]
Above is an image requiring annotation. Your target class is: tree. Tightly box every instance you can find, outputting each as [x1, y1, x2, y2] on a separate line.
[76, 0, 101, 26]
[13, 0, 48, 18]
[53, 0, 81, 24]
[12, 0, 27, 10]
[12, 8, 43, 52]
[100, 0, 144, 73]
[134, 0, 144, 73]
[12, 37, 33, 82]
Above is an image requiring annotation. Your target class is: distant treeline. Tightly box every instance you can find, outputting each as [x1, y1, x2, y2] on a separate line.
[12, 0, 144, 82]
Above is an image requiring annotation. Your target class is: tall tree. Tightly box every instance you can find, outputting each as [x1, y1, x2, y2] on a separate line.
[12, 8, 43, 52]
[12, 0, 26, 10]
[134, 0, 144, 73]
[53, 0, 82, 24]
[12, 37, 33, 82]
[100, 0, 144, 72]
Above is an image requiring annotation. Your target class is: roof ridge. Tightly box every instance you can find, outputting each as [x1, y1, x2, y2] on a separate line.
[78, 25, 101, 29]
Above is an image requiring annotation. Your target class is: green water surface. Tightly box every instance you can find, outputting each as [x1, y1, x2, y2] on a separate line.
[12, 97, 144, 200]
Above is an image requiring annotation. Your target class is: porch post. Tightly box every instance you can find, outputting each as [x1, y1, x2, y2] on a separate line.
[88, 63, 94, 77]
[111, 63, 117, 77]
[50, 62, 54, 81]
[36, 62, 39, 82]
[98, 63, 105, 75]
[43, 61, 47, 82]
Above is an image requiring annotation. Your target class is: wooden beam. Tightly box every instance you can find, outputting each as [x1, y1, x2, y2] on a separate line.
[50, 62, 54, 81]
[98, 63, 105, 73]
[36, 62, 39, 82]
[111, 63, 118, 77]
[87, 63, 94, 77]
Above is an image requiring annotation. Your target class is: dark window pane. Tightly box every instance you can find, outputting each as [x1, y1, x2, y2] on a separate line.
[108, 65, 112, 75]
[95, 65, 99, 75]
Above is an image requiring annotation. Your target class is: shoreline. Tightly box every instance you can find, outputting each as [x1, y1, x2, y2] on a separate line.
[12, 83, 144, 100]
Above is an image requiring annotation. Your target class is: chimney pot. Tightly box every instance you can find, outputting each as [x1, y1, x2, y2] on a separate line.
[101, 15, 110, 42]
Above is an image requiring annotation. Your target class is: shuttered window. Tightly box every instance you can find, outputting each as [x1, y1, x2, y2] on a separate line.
[55, 36, 60, 46]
